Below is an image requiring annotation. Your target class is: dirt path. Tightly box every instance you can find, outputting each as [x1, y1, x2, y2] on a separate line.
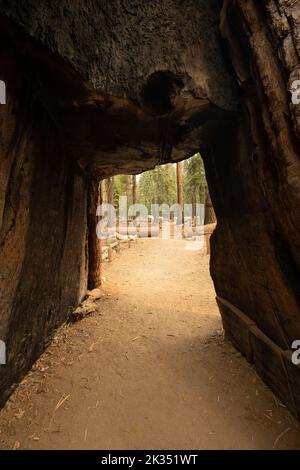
[0, 239, 299, 450]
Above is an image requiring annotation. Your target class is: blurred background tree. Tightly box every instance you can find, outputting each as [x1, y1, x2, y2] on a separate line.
[183, 152, 207, 205]
[138, 163, 177, 211]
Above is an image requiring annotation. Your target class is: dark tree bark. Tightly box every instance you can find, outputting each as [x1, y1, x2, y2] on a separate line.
[99, 180, 104, 205]
[204, 191, 216, 225]
[132, 175, 137, 206]
[87, 179, 101, 290]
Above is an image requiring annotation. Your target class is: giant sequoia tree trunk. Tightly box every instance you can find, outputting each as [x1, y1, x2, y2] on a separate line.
[0, 84, 88, 405]
[0, 0, 300, 417]
[205, 0, 300, 418]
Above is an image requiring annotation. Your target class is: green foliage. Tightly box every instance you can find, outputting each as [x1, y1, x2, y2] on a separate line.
[183, 153, 207, 205]
[113, 174, 132, 208]
[110, 153, 207, 213]
[138, 164, 177, 211]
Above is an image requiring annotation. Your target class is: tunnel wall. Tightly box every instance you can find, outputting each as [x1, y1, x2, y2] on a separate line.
[205, 0, 300, 417]
[0, 89, 88, 404]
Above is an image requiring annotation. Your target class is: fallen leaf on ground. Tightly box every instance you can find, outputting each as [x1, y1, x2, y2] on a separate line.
[12, 441, 20, 450]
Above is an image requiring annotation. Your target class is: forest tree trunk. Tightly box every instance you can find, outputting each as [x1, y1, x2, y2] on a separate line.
[204, 191, 216, 225]
[132, 175, 137, 206]
[87, 179, 101, 290]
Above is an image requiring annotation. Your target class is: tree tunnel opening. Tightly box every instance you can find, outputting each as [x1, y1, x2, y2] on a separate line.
[1, 0, 300, 442]
[94, 153, 216, 252]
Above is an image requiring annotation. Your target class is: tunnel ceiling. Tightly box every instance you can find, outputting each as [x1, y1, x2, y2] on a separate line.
[0, 0, 238, 178]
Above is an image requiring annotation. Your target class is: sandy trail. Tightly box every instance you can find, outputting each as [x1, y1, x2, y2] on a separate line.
[0, 239, 299, 449]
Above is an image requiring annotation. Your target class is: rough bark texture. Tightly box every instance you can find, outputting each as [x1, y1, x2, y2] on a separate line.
[207, 0, 300, 417]
[87, 179, 101, 291]
[0, 0, 300, 417]
[0, 92, 88, 404]
[204, 192, 216, 225]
